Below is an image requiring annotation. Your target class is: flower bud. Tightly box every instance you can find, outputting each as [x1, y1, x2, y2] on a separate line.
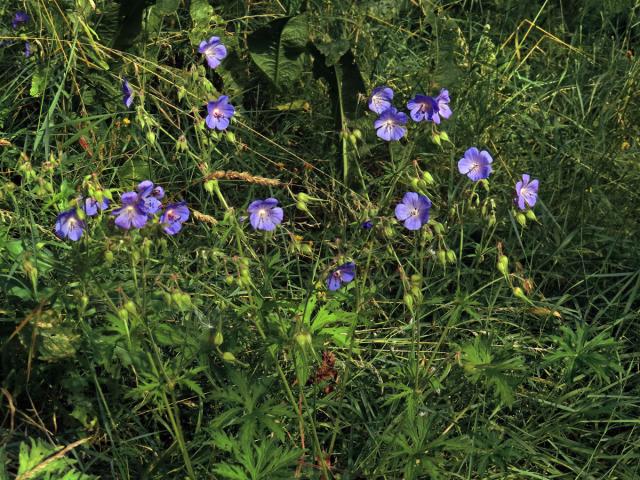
[222, 351, 236, 362]
[422, 171, 434, 185]
[117, 308, 129, 321]
[146, 130, 156, 145]
[446, 250, 457, 264]
[410, 178, 420, 189]
[488, 212, 496, 227]
[295, 331, 312, 348]
[226, 131, 236, 143]
[410, 273, 422, 285]
[403, 293, 414, 310]
[439, 131, 450, 142]
[516, 213, 527, 227]
[437, 250, 447, 266]
[497, 255, 509, 276]
[224, 274, 235, 285]
[213, 331, 224, 347]
[352, 129, 363, 140]
[525, 210, 537, 221]
[431, 132, 441, 145]
[410, 285, 422, 301]
[204, 179, 217, 194]
[512, 287, 526, 299]
[296, 201, 308, 212]
[124, 300, 137, 315]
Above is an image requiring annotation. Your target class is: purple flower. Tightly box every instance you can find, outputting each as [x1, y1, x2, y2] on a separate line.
[407, 95, 438, 123]
[458, 147, 493, 181]
[198, 36, 227, 69]
[362, 220, 373, 229]
[160, 202, 190, 235]
[206, 95, 235, 131]
[24, 41, 31, 58]
[395, 192, 431, 230]
[12, 11, 29, 29]
[515, 174, 539, 210]
[435, 89, 452, 121]
[374, 107, 407, 142]
[111, 191, 148, 230]
[137, 180, 162, 215]
[407, 89, 452, 124]
[122, 79, 134, 108]
[327, 262, 356, 291]
[84, 197, 109, 216]
[55, 208, 85, 241]
[368, 86, 394, 114]
[247, 198, 283, 231]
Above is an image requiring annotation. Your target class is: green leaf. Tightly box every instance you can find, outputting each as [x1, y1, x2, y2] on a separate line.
[247, 15, 309, 90]
[189, 0, 213, 25]
[156, 0, 180, 15]
[30, 70, 47, 97]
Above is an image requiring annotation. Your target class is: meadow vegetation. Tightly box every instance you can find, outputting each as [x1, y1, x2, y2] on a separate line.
[1, 0, 639, 478]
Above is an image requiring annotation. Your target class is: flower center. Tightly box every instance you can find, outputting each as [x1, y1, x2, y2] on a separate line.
[384, 119, 395, 128]
[213, 108, 222, 118]
[166, 210, 178, 221]
[257, 208, 268, 218]
[410, 208, 419, 217]
[469, 161, 480, 173]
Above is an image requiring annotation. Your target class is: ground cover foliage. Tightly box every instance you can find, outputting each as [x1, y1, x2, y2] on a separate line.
[1, 0, 640, 478]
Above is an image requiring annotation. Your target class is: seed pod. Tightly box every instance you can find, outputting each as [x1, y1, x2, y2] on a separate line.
[352, 129, 363, 140]
[222, 351, 236, 362]
[525, 210, 537, 221]
[226, 131, 236, 143]
[213, 331, 224, 347]
[446, 250, 457, 264]
[516, 213, 527, 227]
[411, 178, 420, 189]
[117, 308, 129, 321]
[224, 274, 235, 285]
[404, 293, 414, 310]
[422, 171, 434, 185]
[410, 273, 422, 285]
[295, 331, 312, 348]
[124, 300, 137, 315]
[497, 255, 509, 275]
[437, 250, 447, 266]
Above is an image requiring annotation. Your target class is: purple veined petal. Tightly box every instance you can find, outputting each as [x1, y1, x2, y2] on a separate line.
[458, 156, 475, 174]
[368, 86, 394, 114]
[395, 203, 411, 221]
[402, 192, 420, 207]
[431, 113, 441, 124]
[137, 180, 154, 195]
[269, 206, 284, 224]
[327, 273, 342, 291]
[515, 180, 524, 194]
[121, 191, 139, 205]
[404, 215, 423, 230]
[389, 125, 407, 141]
[521, 173, 530, 184]
[142, 196, 162, 215]
[152, 186, 165, 199]
[529, 179, 539, 192]
[163, 221, 184, 235]
[247, 199, 266, 213]
[438, 102, 452, 119]
[480, 150, 493, 164]
[339, 265, 356, 283]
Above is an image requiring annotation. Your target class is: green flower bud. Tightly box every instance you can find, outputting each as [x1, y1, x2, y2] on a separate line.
[295, 331, 312, 348]
[146, 130, 156, 145]
[124, 300, 137, 315]
[525, 210, 537, 221]
[516, 213, 527, 227]
[296, 201, 308, 212]
[439, 131, 450, 142]
[225, 274, 235, 285]
[422, 171, 434, 185]
[488, 212, 496, 227]
[204, 179, 217, 193]
[117, 308, 129, 321]
[352, 129, 363, 140]
[513, 287, 525, 299]
[213, 331, 224, 347]
[403, 293, 414, 310]
[348, 133, 358, 147]
[410, 178, 420, 189]
[226, 131, 236, 143]
[497, 255, 509, 276]
[222, 351, 236, 362]
[431, 132, 442, 145]
[437, 250, 447, 266]
[410, 273, 422, 285]
[446, 250, 457, 264]
[410, 285, 422, 300]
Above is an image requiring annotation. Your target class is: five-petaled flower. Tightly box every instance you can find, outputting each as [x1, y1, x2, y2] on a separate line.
[84, 197, 109, 216]
[515, 174, 539, 210]
[362, 220, 373, 230]
[327, 262, 356, 291]
[374, 107, 407, 142]
[160, 201, 190, 235]
[55, 208, 85, 241]
[12, 11, 29, 29]
[206, 95, 235, 131]
[368, 86, 394, 114]
[395, 192, 432, 230]
[112, 191, 149, 230]
[247, 198, 283, 231]
[122, 79, 134, 108]
[199, 36, 227, 69]
[137, 180, 163, 215]
[407, 89, 452, 124]
[458, 147, 493, 181]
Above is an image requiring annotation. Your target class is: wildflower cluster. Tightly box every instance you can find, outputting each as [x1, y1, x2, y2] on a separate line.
[368, 86, 451, 141]
[55, 180, 189, 241]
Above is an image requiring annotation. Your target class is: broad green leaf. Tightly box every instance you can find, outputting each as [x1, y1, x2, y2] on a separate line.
[247, 15, 309, 90]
